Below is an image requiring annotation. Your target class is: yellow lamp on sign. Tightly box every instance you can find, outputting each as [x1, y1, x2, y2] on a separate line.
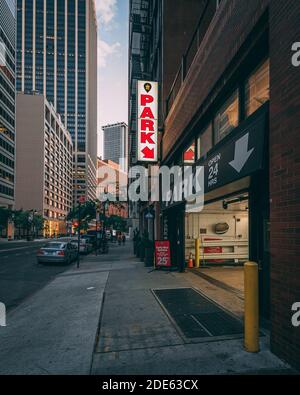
[144, 83, 152, 93]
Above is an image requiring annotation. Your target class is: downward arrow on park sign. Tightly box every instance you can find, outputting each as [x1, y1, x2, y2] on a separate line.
[142, 146, 155, 159]
[229, 133, 254, 173]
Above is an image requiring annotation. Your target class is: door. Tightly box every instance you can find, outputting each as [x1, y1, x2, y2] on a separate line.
[249, 171, 270, 319]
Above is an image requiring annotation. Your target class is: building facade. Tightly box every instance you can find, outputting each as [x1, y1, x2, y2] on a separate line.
[0, 0, 16, 212]
[129, 0, 300, 370]
[128, 0, 203, 236]
[97, 158, 128, 219]
[15, 93, 73, 236]
[102, 122, 128, 174]
[16, 0, 97, 204]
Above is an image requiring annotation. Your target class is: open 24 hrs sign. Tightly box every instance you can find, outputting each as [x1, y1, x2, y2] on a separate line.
[137, 80, 158, 162]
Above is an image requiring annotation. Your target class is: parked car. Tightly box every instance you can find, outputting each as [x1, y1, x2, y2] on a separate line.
[81, 234, 97, 249]
[76, 238, 93, 254]
[36, 242, 78, 264]
[106, 230, 112, 241]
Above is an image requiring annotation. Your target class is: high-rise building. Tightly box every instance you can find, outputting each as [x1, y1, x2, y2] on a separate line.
[15, 92, 73, 237]
[16, 0, 97, 203]
[102, 122, 128, 173]
[0, 0, 16, 210]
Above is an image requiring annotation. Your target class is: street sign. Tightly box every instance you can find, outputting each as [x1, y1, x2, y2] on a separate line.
[161, 111, 266, 212]
[145, 213, 154, 219]
[155, 240, 171, 267]
[137, 80, 158, 162]
[203, 112, 266, 193]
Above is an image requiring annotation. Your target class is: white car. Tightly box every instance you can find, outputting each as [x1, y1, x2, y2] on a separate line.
[78, 238, 93, 254]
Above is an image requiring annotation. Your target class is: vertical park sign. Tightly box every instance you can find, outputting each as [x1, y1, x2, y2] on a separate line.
[137, 80, 158, 162]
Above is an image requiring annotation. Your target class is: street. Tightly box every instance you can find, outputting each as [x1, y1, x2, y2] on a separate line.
[0, 239, 74, 310]
[0, 0, 300, 379]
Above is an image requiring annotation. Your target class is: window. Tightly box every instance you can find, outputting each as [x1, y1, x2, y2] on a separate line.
[245, 59, 270, 117]
[183, 142, 195, 164]
[214, 90, 239, 143]
[197, 123, 212, 160]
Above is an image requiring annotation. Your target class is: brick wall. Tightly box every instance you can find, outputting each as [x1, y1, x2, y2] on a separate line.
[269, 0, 300, 370]
[162, 0, 269, 161]
[163, 0, 205, 105]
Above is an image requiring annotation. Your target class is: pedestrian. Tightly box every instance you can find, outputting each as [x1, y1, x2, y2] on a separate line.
[117, 232, 122, 246]
[122, 233, 126, 245]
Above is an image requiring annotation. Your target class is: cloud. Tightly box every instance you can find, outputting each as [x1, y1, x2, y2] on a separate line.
[98, 39, 121, 68]
[95, 0, 117, 27]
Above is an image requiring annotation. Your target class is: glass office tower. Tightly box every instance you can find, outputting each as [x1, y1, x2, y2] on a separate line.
[0, 0, 16, 209]
[16, 0, 97, 203]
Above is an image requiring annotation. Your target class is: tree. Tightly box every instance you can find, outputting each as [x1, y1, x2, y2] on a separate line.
[67, 201, 97, 232]
[0, 207, 12, 237]
[32, 214, 44, 237]
[13, 210, 31, 237]
[107, 215, 127, 232]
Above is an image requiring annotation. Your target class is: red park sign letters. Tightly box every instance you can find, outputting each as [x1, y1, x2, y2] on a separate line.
[137, 80, 158, 162]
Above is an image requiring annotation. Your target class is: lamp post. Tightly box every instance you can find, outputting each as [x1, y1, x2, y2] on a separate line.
[103, 200, 108, 231]
[95, 202, 101, 256]
[77, 196, 86, 268]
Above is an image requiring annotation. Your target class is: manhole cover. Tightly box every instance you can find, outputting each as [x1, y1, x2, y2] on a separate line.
[153, 288, 243, 339]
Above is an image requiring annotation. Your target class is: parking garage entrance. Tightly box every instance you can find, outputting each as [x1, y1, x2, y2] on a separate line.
[183, 109, 270, 319]
[185, 190, 249, 304]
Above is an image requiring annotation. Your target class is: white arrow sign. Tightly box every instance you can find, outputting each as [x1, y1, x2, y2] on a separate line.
[229, 133, 254, 173]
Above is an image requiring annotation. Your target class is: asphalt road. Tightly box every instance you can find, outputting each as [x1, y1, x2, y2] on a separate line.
[0, 239, 77, 311]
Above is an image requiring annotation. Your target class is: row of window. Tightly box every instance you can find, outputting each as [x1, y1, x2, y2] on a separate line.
[0, 106, 14, 130]
[0, 167, 14, 183]
[0, 135, 14, 155]
[0, 121, 14, 141]
[0, 151, 14, 169]
[0, 87, 15, 114]
[0, 72, 14, 99]
[0, 28, 15, 61]
[183, 59, 270, 163]
[0, 182, 14, 197]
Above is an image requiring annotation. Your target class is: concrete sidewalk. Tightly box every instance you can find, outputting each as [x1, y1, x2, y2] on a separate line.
[91, 243, 293, 375]
[0, 255, 110, 375]
[0, 242, 294, 375]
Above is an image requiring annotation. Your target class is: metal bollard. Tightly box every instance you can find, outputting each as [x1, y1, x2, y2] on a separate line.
[195, 238, 200, 268]
[244, 261, 259, 352]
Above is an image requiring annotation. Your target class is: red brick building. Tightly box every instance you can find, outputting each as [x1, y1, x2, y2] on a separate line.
[162, 0, 300, 369]
[129, 0, 300, 369]
[97, 159, 128, 219]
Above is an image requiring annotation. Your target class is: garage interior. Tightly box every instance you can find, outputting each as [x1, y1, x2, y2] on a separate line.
[185, 193, 249, 296]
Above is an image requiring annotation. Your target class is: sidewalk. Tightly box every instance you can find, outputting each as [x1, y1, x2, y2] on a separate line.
[91, 243, 293, 375]
[0, 255, 109, 374]
[0, 242, 294, 375]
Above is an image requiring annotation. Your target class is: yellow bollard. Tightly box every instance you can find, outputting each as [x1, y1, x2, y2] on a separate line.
[244, 261, 259, 352]
[195, 238, 200, 268]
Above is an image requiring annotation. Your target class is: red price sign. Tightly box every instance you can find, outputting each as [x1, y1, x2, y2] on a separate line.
[155, 241, 171, 267]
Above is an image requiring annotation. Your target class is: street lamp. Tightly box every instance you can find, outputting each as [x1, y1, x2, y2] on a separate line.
[76, 195, 86, 268]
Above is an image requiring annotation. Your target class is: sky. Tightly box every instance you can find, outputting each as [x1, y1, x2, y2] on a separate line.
[95, 0, 129, 157]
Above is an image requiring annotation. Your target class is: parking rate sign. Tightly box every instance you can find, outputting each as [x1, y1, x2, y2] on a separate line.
[137, 80, 158, 162]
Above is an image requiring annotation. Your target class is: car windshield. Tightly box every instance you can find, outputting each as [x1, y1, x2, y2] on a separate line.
[44, 243, 65, 249]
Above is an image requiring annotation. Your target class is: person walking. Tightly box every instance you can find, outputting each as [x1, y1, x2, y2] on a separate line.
[117, 232, 122, 246]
